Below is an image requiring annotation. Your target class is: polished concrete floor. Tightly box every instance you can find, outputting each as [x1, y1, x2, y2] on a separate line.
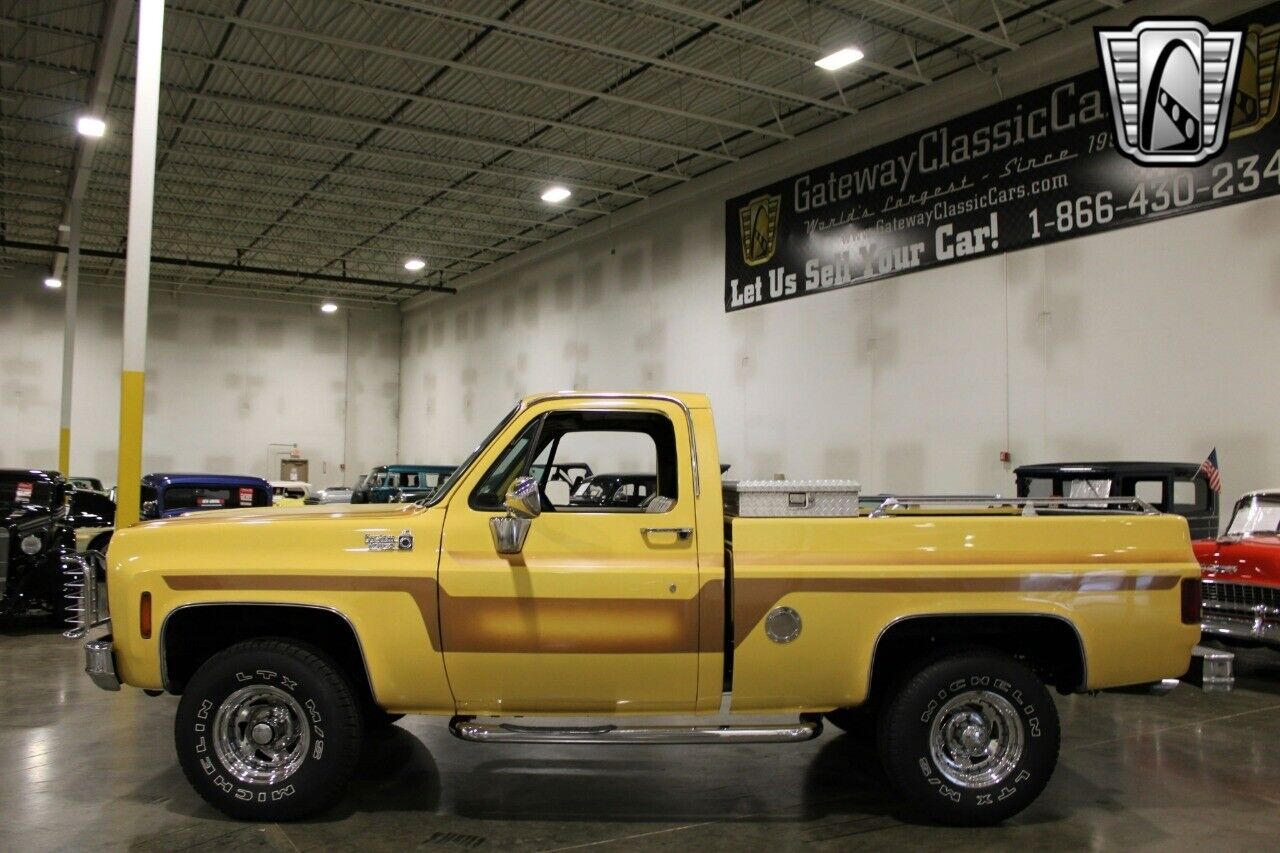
[4, 625, 1280, 852]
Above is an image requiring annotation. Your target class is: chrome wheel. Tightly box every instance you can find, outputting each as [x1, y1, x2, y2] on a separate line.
[212, 685, 310, 785]
[928, 689, 1024, 789]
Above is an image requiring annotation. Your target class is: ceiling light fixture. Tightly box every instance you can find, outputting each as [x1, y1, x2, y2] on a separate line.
[44, 277, 63, 289]
[320, 301, 338, 314]
[815, 47, 864, 71]
[76, 116, 106, 137]
[540, 185, 571, 203]
[404, 258, 426, 272]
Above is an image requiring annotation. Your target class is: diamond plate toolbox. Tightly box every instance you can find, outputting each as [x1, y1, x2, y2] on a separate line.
[723, 480, 862, 517]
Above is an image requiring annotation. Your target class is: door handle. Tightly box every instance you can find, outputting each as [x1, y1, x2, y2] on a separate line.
[642, 527, 692, 541]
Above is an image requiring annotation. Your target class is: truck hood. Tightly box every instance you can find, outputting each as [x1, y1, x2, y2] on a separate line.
[3, 503, 55, 529]
[139, 501, 419, 528]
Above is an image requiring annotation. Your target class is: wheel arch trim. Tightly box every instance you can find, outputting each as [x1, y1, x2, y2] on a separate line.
[159, 601, 376, 700]
[868, 611, 1089, 694]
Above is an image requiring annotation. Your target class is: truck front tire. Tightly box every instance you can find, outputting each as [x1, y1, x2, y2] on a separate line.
[175, 639, 363, 821]
[877, 649, 1060, 826]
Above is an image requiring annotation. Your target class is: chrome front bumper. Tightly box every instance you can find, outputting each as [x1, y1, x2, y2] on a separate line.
[1202, 602, 1280, 647]
[84, 635, 120, 692]
[1185, 643, 1235, 691]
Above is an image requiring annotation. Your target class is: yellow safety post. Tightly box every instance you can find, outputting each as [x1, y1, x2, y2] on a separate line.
[57, 194, 81, 475]
[114, 0, 164, 528]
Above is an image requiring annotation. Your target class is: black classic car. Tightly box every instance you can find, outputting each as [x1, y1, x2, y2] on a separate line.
[69, 476, 106, 494]
[1, 469, 75, 621]
[568, 473, 659, 508]
[1014, 461, 1219, 539]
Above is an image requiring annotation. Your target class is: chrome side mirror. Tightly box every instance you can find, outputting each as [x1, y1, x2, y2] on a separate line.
[503, 476, 541, 520]
[490, 476, 540, 554]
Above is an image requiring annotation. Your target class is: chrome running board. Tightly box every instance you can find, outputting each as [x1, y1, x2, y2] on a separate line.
[449, 716, 821, 744]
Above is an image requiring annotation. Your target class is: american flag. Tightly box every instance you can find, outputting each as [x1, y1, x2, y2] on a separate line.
[1199, 448, 1221, 493]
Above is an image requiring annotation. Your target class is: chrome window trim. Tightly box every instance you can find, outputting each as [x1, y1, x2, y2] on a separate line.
[517, 393, 701, 498]
[867, 611, 1089, 694]
[158, 601, 378, 704]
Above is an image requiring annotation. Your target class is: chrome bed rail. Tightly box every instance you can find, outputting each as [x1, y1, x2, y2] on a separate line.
[867, 495, 1158, 518]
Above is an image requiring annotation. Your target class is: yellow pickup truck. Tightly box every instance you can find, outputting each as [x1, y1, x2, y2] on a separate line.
[64, 392, 1221, 825]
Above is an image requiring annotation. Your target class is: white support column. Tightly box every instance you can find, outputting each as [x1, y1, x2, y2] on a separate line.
[115, 0, 164, 528]
[57, 195, 82, 474]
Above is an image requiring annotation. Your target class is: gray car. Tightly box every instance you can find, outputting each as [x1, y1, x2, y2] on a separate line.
[305, 486, 354, 505]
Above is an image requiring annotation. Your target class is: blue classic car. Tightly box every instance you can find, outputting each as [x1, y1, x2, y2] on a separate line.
[350, 464, 456, 503]
[84, 473, 273, 554]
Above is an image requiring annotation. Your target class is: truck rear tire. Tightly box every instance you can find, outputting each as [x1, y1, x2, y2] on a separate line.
[877, 649, 1059, 826]
[174, 639, 363, 821]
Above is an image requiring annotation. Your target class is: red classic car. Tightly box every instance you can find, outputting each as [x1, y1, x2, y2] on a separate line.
[1195, 490, 1280, 647]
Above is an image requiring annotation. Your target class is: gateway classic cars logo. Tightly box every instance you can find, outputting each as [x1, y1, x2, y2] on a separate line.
[737, 193, 781, 266]
[1096, 18, 1243, 165]
[1232, 22, 1280, 137]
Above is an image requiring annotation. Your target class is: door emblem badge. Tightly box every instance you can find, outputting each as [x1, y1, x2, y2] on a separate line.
[365, 529, 414, 552]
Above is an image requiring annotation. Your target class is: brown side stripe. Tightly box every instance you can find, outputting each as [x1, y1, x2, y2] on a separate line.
[730, 574, 1181, 647]
[162, 571, 1181, 655]
[163, 574, 442, 650]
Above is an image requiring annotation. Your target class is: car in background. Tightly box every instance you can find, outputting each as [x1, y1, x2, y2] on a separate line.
[305, 485, 353, 505]
[530, 461, 593, 505]
[568, 473, 658, 508]
[69, 488, 116, 552]
[1196, 489, 1280, 649]
[84, 474, 273, 554]
[1, 468, 74, 621]
[269, 481, 312, 507]
[351, 464, 455, 503]
[1014, 461, 1218, 539]
[69, 476, 106, 494]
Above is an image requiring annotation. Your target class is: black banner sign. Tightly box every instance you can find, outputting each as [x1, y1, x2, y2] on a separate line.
[724, 3, 1280, 312]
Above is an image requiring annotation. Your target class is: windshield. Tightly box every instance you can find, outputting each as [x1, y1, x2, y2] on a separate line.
[1226, 495, 1280, 536]
[1065, 478, 1112, 507]
[416, 404, 520, 507]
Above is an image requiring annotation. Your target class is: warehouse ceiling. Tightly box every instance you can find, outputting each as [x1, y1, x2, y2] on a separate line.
[2, 0, 1122, 307]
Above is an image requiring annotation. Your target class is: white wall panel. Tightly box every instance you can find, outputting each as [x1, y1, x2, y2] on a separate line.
[0, 272, 399, 489]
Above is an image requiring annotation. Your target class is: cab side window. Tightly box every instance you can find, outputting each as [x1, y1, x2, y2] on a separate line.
[470, 410, 678, 513]
[1173, 477, 1208, 513]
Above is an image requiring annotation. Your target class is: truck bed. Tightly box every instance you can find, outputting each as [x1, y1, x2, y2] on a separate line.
[722, 510, 1201, 711]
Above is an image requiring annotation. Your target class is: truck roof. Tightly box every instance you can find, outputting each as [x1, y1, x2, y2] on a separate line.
[1238, 489, 1280, 500]
[1014, 461, 1203, 478]
[521, 391, 711, 410]
[142, 473, 272, 489]
[0, 468, 63, 484]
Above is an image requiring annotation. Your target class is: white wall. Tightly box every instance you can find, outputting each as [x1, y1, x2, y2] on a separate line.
[399, 0, 1280, 504]
[0, 271, 400, 488]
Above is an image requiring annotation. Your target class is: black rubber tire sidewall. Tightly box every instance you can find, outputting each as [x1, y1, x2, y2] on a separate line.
[175, 639, 362, 821]
[878, 651, 1060, 826]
